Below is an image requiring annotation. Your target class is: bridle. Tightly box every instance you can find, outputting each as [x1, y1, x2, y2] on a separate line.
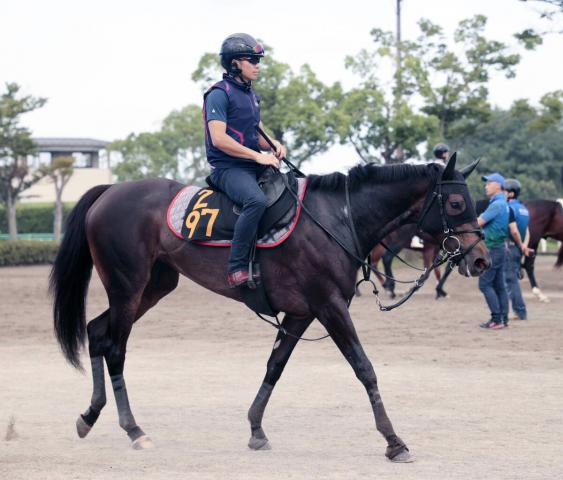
[415, 177, 484, 268]
[345, 174, 484, 312]
[254, 130, 484, 340]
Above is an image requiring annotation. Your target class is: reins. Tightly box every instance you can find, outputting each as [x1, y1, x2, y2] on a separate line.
[253, 129, 481, 341]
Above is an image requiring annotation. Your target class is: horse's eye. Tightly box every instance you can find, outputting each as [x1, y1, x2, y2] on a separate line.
[450, 202, 461, 210]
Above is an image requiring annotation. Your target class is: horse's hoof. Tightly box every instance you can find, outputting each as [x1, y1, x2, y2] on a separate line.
[532, 287, 550, 303]
[388, 450, 415, 463]
[248, 436, 271, 450]
[131, 435, 154, 450]
[76, 415, 92, 438]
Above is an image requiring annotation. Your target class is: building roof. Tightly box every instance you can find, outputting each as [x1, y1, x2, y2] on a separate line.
[32, 137, 109, 153]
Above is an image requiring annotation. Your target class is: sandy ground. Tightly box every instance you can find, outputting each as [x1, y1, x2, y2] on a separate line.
[0, 257, 562, 480]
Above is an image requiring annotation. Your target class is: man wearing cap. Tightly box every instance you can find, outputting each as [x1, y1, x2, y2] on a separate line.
[477, 173, 510, 329]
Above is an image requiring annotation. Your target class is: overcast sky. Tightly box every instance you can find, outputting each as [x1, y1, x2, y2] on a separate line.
[2, 0, 562, 173]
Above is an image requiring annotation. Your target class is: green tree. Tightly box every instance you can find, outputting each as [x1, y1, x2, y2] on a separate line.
[0, 83, 47, 240]
[39, 155, 74, 241]
[111, 104, 209, 185]
[192, 47, 342, 167]
[161, 105, 208, 184]
[515, 0, 563, 48]
[338, 33, 437, 163]
[111, 131, 178, 181]
[341, 16, 521, 163]
[454, 92, 563, 200]
[416, 16, 520, 140]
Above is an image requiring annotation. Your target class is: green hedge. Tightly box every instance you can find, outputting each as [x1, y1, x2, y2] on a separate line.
[0, 240, 59, 266]
[0, 203, 74, 234]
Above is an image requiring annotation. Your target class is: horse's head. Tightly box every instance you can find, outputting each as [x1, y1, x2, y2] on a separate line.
[417, 153, 490, 277]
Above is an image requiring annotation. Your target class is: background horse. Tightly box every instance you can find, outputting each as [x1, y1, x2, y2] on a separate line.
[369, 225, 446, 299]
[50, 156, 488, 462]
[375, 198, 563, 301]
[519, 199, 563, 301]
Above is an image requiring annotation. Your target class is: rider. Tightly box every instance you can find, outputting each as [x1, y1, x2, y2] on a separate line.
[203, 33, 286, 288]
[432, 143, 449, 165]
[504, 179, 531, 320]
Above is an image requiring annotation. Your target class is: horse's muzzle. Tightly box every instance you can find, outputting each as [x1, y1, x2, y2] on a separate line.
[458, 250, 490, 277]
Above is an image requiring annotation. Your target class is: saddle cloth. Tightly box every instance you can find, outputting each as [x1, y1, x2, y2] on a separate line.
[167, 177, 307, 248]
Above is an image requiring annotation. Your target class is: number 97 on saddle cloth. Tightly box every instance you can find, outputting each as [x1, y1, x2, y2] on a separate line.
[180, 170, 301, 245]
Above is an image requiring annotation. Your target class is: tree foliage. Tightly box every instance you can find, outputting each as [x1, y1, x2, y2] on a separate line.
[111, 105, 208, 184]
[453, 91, 563, 200]
[39, 155, 74, 241]
[0, 83, 47, 239]
[339, 16, 521, 164]
[515, 0, 563, 46]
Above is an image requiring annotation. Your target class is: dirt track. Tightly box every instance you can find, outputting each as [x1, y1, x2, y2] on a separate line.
[1, 257, 562, 480]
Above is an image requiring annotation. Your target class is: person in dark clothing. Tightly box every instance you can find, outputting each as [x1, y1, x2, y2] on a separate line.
[432, 143, 449, 165]
[504, 178, 531, 320]
[203, 33, 286, 288]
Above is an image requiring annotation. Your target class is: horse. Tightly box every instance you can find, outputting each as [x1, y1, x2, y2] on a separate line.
[50, 155, 489, 463]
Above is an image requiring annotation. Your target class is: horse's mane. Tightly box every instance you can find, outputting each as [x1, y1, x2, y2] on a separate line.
[307, 163, 441, 192]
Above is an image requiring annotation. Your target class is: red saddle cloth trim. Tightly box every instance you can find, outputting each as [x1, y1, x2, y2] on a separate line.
[166, 178, 308, 248]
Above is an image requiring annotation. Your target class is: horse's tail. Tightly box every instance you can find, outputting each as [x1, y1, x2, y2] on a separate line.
[50, 184, 111, 370]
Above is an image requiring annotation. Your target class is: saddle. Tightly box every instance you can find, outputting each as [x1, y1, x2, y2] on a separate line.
[167, 169, 305, 248]
[166, 169, 306, 316]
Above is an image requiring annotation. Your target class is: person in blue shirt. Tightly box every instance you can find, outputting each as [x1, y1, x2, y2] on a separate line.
[477, 173, 511, 329]
[204, 33, 286, 288]
[504, 179, 531, 320]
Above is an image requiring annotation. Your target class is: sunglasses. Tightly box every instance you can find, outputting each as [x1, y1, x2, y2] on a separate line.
[239, 57, 261, 65]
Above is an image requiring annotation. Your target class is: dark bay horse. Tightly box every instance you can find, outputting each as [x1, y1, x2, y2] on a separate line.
[50, 156, 489, 462]
[519, 199, 563, 301]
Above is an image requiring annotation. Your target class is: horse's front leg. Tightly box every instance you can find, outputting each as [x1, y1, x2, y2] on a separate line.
[317, 300, 413, 462]
[248, 314, 313, 450]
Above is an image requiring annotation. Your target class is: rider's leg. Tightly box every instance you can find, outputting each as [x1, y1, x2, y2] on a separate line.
[210, 166, 267, 282]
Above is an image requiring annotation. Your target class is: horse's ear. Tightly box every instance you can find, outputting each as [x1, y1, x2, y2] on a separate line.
[460, 158, 480, 179]
[441, 152, 457, 180]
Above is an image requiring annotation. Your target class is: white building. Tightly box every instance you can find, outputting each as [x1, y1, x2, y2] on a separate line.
[21, 138, 113, 203]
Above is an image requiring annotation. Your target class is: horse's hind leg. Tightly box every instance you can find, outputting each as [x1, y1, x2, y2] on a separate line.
[317, 300, 413, 463]
[105, 261, 179, 449]
[76, 309, 111, 438]
[248, 314, 313, 450]
[86, 261, 178, 449]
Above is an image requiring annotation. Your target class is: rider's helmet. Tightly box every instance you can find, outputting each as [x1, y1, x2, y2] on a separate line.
[504, 178, 521, 198]
[432, 143, 449, 159]
[220, 33, 265, 75]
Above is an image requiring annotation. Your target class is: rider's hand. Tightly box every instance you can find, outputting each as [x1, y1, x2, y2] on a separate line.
[521, 246, 530, 257]
[255, 152, 280, 169]
[272, 140, 287, 160]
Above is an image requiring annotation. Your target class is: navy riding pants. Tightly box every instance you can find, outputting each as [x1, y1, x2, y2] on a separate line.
[209, 166, 267, 272]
